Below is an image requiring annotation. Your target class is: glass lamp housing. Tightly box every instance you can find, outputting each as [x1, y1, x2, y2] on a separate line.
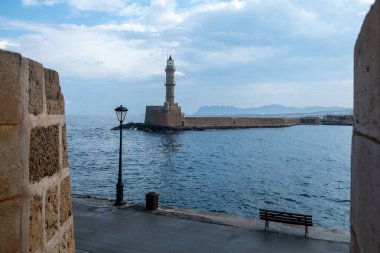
[167, 55, 174, 67]
[115, 105, 128, 122]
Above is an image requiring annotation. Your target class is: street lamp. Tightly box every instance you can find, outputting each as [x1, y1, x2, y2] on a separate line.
[114, 105, 128, 206]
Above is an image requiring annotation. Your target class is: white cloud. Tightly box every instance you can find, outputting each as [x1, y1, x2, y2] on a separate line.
[0, 40, 20, 49]
[194, 0, 246, 13]
[7, 0, 368, 112]
[94, 23, 158, 33]
[358, 0, 375, 4]
[22, 0, 63, 6]
[22, 0, 38, 6]
[0, 20, 165, 80]
[176, 71, 186, 76]
[66, 0, 125, 12]
[196, 46, 285, 68]
[7, 0, 363, 81]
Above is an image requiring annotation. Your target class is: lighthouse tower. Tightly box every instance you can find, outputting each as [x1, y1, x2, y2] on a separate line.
[144, 55, 183, 127]
[165, 55, 175, 106]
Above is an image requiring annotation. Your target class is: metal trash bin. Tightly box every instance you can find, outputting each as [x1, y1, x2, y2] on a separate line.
[146, 192, 159, 210]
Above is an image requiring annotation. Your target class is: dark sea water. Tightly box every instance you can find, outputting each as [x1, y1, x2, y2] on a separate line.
[67, 115, 351, 230]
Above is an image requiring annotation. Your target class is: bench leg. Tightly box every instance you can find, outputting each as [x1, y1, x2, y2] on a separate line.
[305, 226, 308, 236]
[265, 221, 269, 230]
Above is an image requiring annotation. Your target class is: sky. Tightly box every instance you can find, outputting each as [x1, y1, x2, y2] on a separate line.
[0, 0, 375, 116]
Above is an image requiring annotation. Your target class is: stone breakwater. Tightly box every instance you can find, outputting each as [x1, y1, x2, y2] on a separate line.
[183, 117, 299, 128]
[112, 117, 299, 132]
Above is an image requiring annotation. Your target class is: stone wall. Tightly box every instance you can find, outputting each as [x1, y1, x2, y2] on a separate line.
[184, 117, 299, 128]
[145, 106, 167, 126]
[351, 1, 380, 252]
[145, 105, 183, 127]
[0, 49, 74, 253]
[166, 107, 183, 127]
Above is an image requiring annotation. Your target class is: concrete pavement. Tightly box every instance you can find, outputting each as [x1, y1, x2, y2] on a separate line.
[73, 197, 349, 253]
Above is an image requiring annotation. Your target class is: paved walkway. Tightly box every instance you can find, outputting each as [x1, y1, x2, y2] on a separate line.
[73, 197, 349, 253]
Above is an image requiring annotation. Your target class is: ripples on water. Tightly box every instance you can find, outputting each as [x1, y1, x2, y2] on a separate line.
[67, 115, 351, 230]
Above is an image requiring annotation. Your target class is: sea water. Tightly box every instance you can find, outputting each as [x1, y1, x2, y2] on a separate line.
[67, 115, 351, 230]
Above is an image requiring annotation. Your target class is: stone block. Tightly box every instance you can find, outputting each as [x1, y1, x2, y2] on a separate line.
[29, 195, 42, 253]
[44, 69, 64, 115]
[62, 124, 69, 168]
[45, 185, 58, 242]
[0, 49, 22, 125]
[0, 126, 21, 200]
[351, 135, 380, 253]
[28, 59, 44, 115]
[67, 224, 75, 253]
[53, 237, 67, 253]
[60, 176, 72, 224]
[0, 198, 21, 253]
[29, 125, 59, 183]
[354, 1, 380, 142]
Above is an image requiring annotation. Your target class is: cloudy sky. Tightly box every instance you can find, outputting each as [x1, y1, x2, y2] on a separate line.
[0, 0, 375, 115]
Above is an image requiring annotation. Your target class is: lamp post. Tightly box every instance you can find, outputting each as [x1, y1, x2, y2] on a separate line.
[114, 105, 128, 206]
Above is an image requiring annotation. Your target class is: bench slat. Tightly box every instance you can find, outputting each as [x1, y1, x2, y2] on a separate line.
[260, 216, 313, 224]
[259, 209, 313, 226]
[259, 209, 312, 218]
[266, 219, 312, 226]
[261, 217, 313, 226]
[260, 215, 312, 223]
[260, 212, 312, 218]
[260, 213, 312, 222]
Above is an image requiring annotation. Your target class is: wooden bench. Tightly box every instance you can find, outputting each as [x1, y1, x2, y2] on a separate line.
[259, 209, 313, 236]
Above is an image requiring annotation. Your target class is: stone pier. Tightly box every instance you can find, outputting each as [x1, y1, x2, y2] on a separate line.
[0, 49, 74, 253]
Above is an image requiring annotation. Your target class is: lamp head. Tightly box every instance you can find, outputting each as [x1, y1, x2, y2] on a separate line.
[167, 55, 174, 68]
[115, 105, 128, 122]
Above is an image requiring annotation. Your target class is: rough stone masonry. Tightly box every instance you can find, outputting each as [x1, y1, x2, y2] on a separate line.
[352, 0, 380, 252]
[0, 49, 74, 253]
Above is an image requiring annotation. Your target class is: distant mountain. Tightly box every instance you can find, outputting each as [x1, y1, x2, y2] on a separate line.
[192, 104, 352, 116]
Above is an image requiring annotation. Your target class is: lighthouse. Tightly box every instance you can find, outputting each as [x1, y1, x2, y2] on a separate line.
[165, 55, 175, 106]
[144, 55, 183, 127]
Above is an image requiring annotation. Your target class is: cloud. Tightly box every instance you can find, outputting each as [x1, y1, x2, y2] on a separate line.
[358, 0, 375, 4]
[192, 0, 246, 13]
[94, 23, 159, 33]
[193, 46, 285, 68]
[0, 40, 19, 49]
[5, 0, 372, 114]
[22, 0, 63, 6]
[66, 0, 126, 12]
[0, 19, 165, 80]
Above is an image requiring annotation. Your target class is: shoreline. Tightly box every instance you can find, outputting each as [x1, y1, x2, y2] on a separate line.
[73, 194, 350, 243]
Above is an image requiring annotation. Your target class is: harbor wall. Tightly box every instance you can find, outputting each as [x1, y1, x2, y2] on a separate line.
[184, 117, 299, 128]
[145, 106, 167, 126]
[0, 49, 74, 253]
[145, 105, 183, 127]
[351, 1, 380, 252]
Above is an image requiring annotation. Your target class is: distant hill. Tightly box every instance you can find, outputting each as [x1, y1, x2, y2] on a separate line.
[192, 105, 352, 116]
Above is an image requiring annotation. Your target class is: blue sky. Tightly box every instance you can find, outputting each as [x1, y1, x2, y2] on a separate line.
[0, 0, 375, 115]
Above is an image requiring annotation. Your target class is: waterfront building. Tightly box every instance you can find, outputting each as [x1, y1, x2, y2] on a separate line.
[299, 117, 321, 125]
[322, 115, 353, 125]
